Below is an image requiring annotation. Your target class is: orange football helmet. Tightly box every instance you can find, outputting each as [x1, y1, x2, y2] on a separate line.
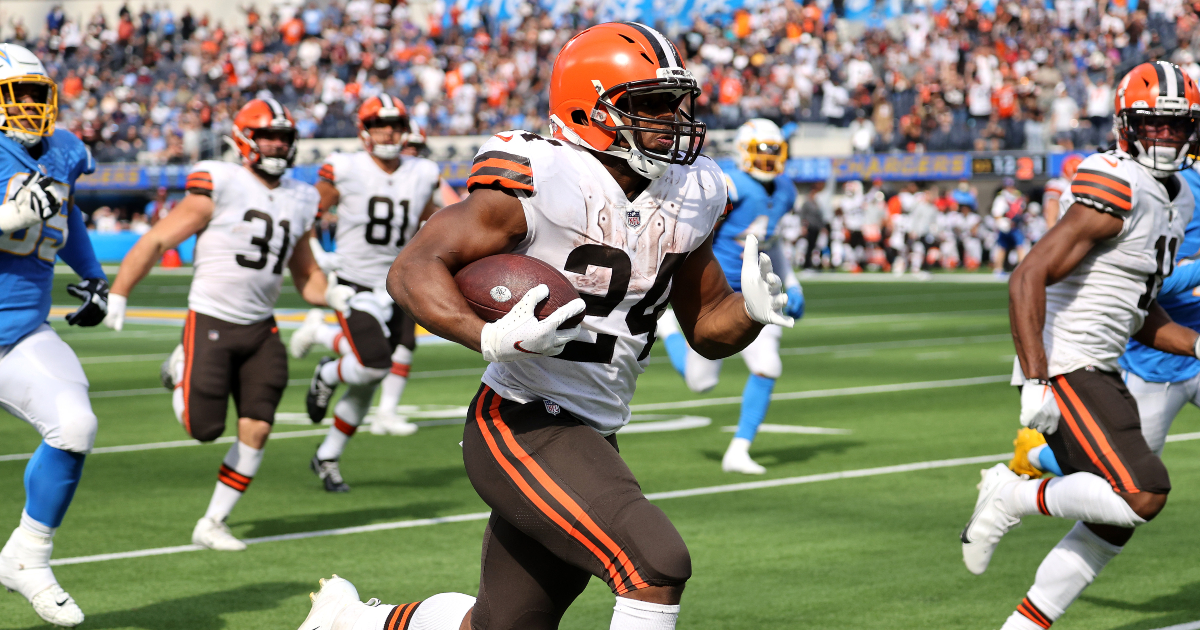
[1061, 154, 1084, 181]
[231, 98, 297, 176]
[357, 94, 409, 160]
[1113, 61, 1200, 173]
[548, 22, 705, 179]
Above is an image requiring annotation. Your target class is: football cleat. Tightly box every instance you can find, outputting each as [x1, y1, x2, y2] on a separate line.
[0, 529, 84, 627]
[307, 357, 337, 423]
[961, 463, 1023, 575]
[1009, 428, 1047, 479]
[369, 413, 418, 436]
[721, 438, 766, 475]
[290, 309, 326, 359]
[297, 575, 376, 630]
[192, 516, 247, 551]
[311, 453, 350, 493]
[160, 343, 184, 390]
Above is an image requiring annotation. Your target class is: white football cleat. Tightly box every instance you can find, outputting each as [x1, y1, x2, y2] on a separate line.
[721, 438, 766, 475]
[370, 413, 418, 436]
[961, 463, 1024, 575]
[160, 343, 185, 390]
[291, 309, 327, 359]
[192, 517, 247, 551]
[0, 529, 85, 627]
[298, 575, 377, 630]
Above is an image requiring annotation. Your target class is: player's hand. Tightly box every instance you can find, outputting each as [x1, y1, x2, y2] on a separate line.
[1020, 380, 1061, 435]
[0, 173, 62, 233]
[309, 235, 339, 274]
[66, 278, 109, 327]
[785, 285, 805, 320]
[104, 293, 127, 331]
[479, 284, 585, 362]
[741, 234, 794, 328]
[325, 272, 356, 316]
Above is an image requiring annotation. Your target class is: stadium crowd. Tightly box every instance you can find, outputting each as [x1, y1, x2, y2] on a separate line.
[1, 0, 1197, 164]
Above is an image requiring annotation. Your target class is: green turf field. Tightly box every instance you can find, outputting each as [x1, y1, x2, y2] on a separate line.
[2, 273, 1198, 629]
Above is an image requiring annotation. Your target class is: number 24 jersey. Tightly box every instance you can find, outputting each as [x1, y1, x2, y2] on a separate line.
[186, 161, 319, 325]
[470, 131, 728, 434]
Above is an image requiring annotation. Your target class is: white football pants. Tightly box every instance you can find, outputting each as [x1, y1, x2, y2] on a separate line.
[682, 324, 782, 393]
[1121, 369, 1200, 456]
[0, 324, 97, 453]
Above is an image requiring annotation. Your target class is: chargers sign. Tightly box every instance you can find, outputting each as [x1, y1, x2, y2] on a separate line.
[832, 153, 971, 181]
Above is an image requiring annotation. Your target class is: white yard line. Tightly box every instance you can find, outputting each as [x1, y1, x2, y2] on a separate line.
[1151, 622, 1200, 630]
[722, 424, 851, 435]
[78, 354, 169, 365]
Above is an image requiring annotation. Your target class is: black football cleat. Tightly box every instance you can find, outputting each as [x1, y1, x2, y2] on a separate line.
[307, 357, 337, 423]
[310, 452, 350, 493]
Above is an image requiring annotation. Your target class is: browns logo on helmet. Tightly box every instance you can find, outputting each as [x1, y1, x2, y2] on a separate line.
[548, 22, 705, 180]
[357, 94, 409, 160]
[230, 98, 297, 176]
[1113, 61, 1200, 174]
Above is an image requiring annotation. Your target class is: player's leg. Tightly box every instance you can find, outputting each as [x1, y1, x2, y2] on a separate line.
[1124, 370, 1192, 457]
[307, 307, 391, 423]
[464, 385, 691, 627]
[0, 326, 94, 626]
[723, 324, 783, 475]
[656, 309, 722, 393]
[371, 310, 419, 436]
[312, 384, 375, 492]
[289, 308, 331, 359]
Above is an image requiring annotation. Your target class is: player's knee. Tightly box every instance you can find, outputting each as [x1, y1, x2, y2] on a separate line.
[685, 372, 718, 394]
[348, 364, 390, 385]
[1127, 491, 1167, 522]
[746, 358, 782, 380]
[618, 502, 691, 587]
[189, 423, 225, 443]
[46, 411, 98, 454]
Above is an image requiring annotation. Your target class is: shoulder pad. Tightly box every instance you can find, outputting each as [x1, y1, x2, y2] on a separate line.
[1071, 154, 1132, 215]
[187, 160, 225, 196]
[41, 130, 94, 183]
[467, 132, 542, 194]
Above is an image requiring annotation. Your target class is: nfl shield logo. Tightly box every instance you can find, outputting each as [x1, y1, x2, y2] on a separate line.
[626, 209, 641, 228]
[543, 400, 562, 416]
[208, 330, 220, 341]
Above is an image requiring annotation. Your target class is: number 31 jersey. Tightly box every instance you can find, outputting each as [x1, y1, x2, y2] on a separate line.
[471, 131, 728, 434]
[186, 161, 319, 325]
[320, 151, 440, 288]
[1043, 150, 1193, 375]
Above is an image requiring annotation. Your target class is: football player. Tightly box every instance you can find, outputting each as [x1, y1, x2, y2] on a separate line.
[104, 98, 331, 551]
[656, 118, 805, 474]
[0, 43, 107, 628]
[1041, 154, 1082, 229]
[296, 22, 794, 630]
[963, 61, 1200, 630]
[288, 95, 445, 492]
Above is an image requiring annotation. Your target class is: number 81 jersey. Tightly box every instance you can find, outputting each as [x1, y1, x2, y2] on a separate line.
[320, 151, 440, 288]
[187, 161, 319, 324]
[1044, 150, 1193, 376]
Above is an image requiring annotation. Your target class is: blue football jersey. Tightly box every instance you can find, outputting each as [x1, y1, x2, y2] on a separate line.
[1120, 166, 1200, 383]
[0, 131, 96, 345]
[713, 168, 797, 292]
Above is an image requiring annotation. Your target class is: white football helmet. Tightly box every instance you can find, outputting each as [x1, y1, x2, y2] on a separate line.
[735, 118, 788, 182]
[0, 44, 57, 148]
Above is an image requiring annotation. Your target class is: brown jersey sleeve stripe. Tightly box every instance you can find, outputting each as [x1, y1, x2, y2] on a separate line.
[473, 388, 648, 594]
[472, 150, 532, 168]
[468, 166, 534, 187]
[1052, 377, 1141, 493]
[471, 157, 533, 177]
[318, 164, 335, 182]
[384, 602, 419, 630]
[466, 173, 535, 193]
[1075, 168, 1130, 191]
[1072, 173, 1131, 199]
[1071, 188, 1133, 214]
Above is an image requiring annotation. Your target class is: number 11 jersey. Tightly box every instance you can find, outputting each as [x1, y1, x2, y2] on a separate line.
[186, 161, 319, 324]
[319, 151, 441, 289]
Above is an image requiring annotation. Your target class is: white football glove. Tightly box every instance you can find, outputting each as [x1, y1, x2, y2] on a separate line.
[1020, 379, 1061, 435]
[741, 234, 794, 328]
[325, 272, 356, 316]
[479, 284, 585, 363]
[104, 293, 128, 331]
[0, 173, 62, 233]
[308, 235, 340, 274]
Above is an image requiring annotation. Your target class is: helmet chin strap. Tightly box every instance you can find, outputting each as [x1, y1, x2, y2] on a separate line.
[256, 157, 289, 176]
[601, 102, 669, 180]
[5, 128, 42, 148]
[372, 144, 401, 160]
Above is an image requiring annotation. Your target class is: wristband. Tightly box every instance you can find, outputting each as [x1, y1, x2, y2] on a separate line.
[1193, 335, 1200, 360]
[1026, 377, 1050, 386]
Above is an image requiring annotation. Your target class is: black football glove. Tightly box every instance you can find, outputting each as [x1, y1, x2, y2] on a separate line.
[65, 278, 109, 327]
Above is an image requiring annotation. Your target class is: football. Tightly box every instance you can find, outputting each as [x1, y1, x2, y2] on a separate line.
[455, 254, 585, 328]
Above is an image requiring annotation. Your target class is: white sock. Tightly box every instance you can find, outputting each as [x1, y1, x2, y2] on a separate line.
[315, 325, 340, 350]
[323, 356, 389, 387]
[317, 385, 374, 460]
[1001, 473, 1146, 527]
[1002, 522, 1123, 629]
[378, 347, 413, 415]
[610, 596, 680, 630]
[409, 593, 476, 630]
[204, 440, 263, 522]
[19, 511, 54, 543]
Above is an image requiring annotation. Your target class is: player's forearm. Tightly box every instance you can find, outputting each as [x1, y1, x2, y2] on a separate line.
[1009, 263, 1049, 379]
[60, 206, 106, 280]
[1134, 303, 1200, 357]
[387, 255, 486, 353]
[110, 235, 171, 297]
[688, 293, 764, 359]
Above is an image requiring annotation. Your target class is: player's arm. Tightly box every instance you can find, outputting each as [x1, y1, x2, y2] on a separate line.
[1132, 300, 1200, 357]
[1043, 193, 1061, 228]
[60, 203, 111, 326]
[388, 187, 530, 352]
[1157, 258, 1200, 300]
[669, 234, 765, 359]
[766, 238, 804, 319]
[1009, 202, 1124, 379]
[315, 179, 340, 214]
[288, 229, 332, 306]
[104, 193, 213, 330]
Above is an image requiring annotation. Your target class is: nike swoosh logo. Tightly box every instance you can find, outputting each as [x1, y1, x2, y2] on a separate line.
[513, 341, 537, 354]
[496, 133, 514, 142]
[1101, 157, 1118, 168]
[56, 595, 69, 606]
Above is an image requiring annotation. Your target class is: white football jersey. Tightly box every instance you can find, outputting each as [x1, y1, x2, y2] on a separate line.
[320, 151, 441, 288]
[473, 131, 727, 434]
[187, 161, 320, 324]
[1041, 150, 1192, 376]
